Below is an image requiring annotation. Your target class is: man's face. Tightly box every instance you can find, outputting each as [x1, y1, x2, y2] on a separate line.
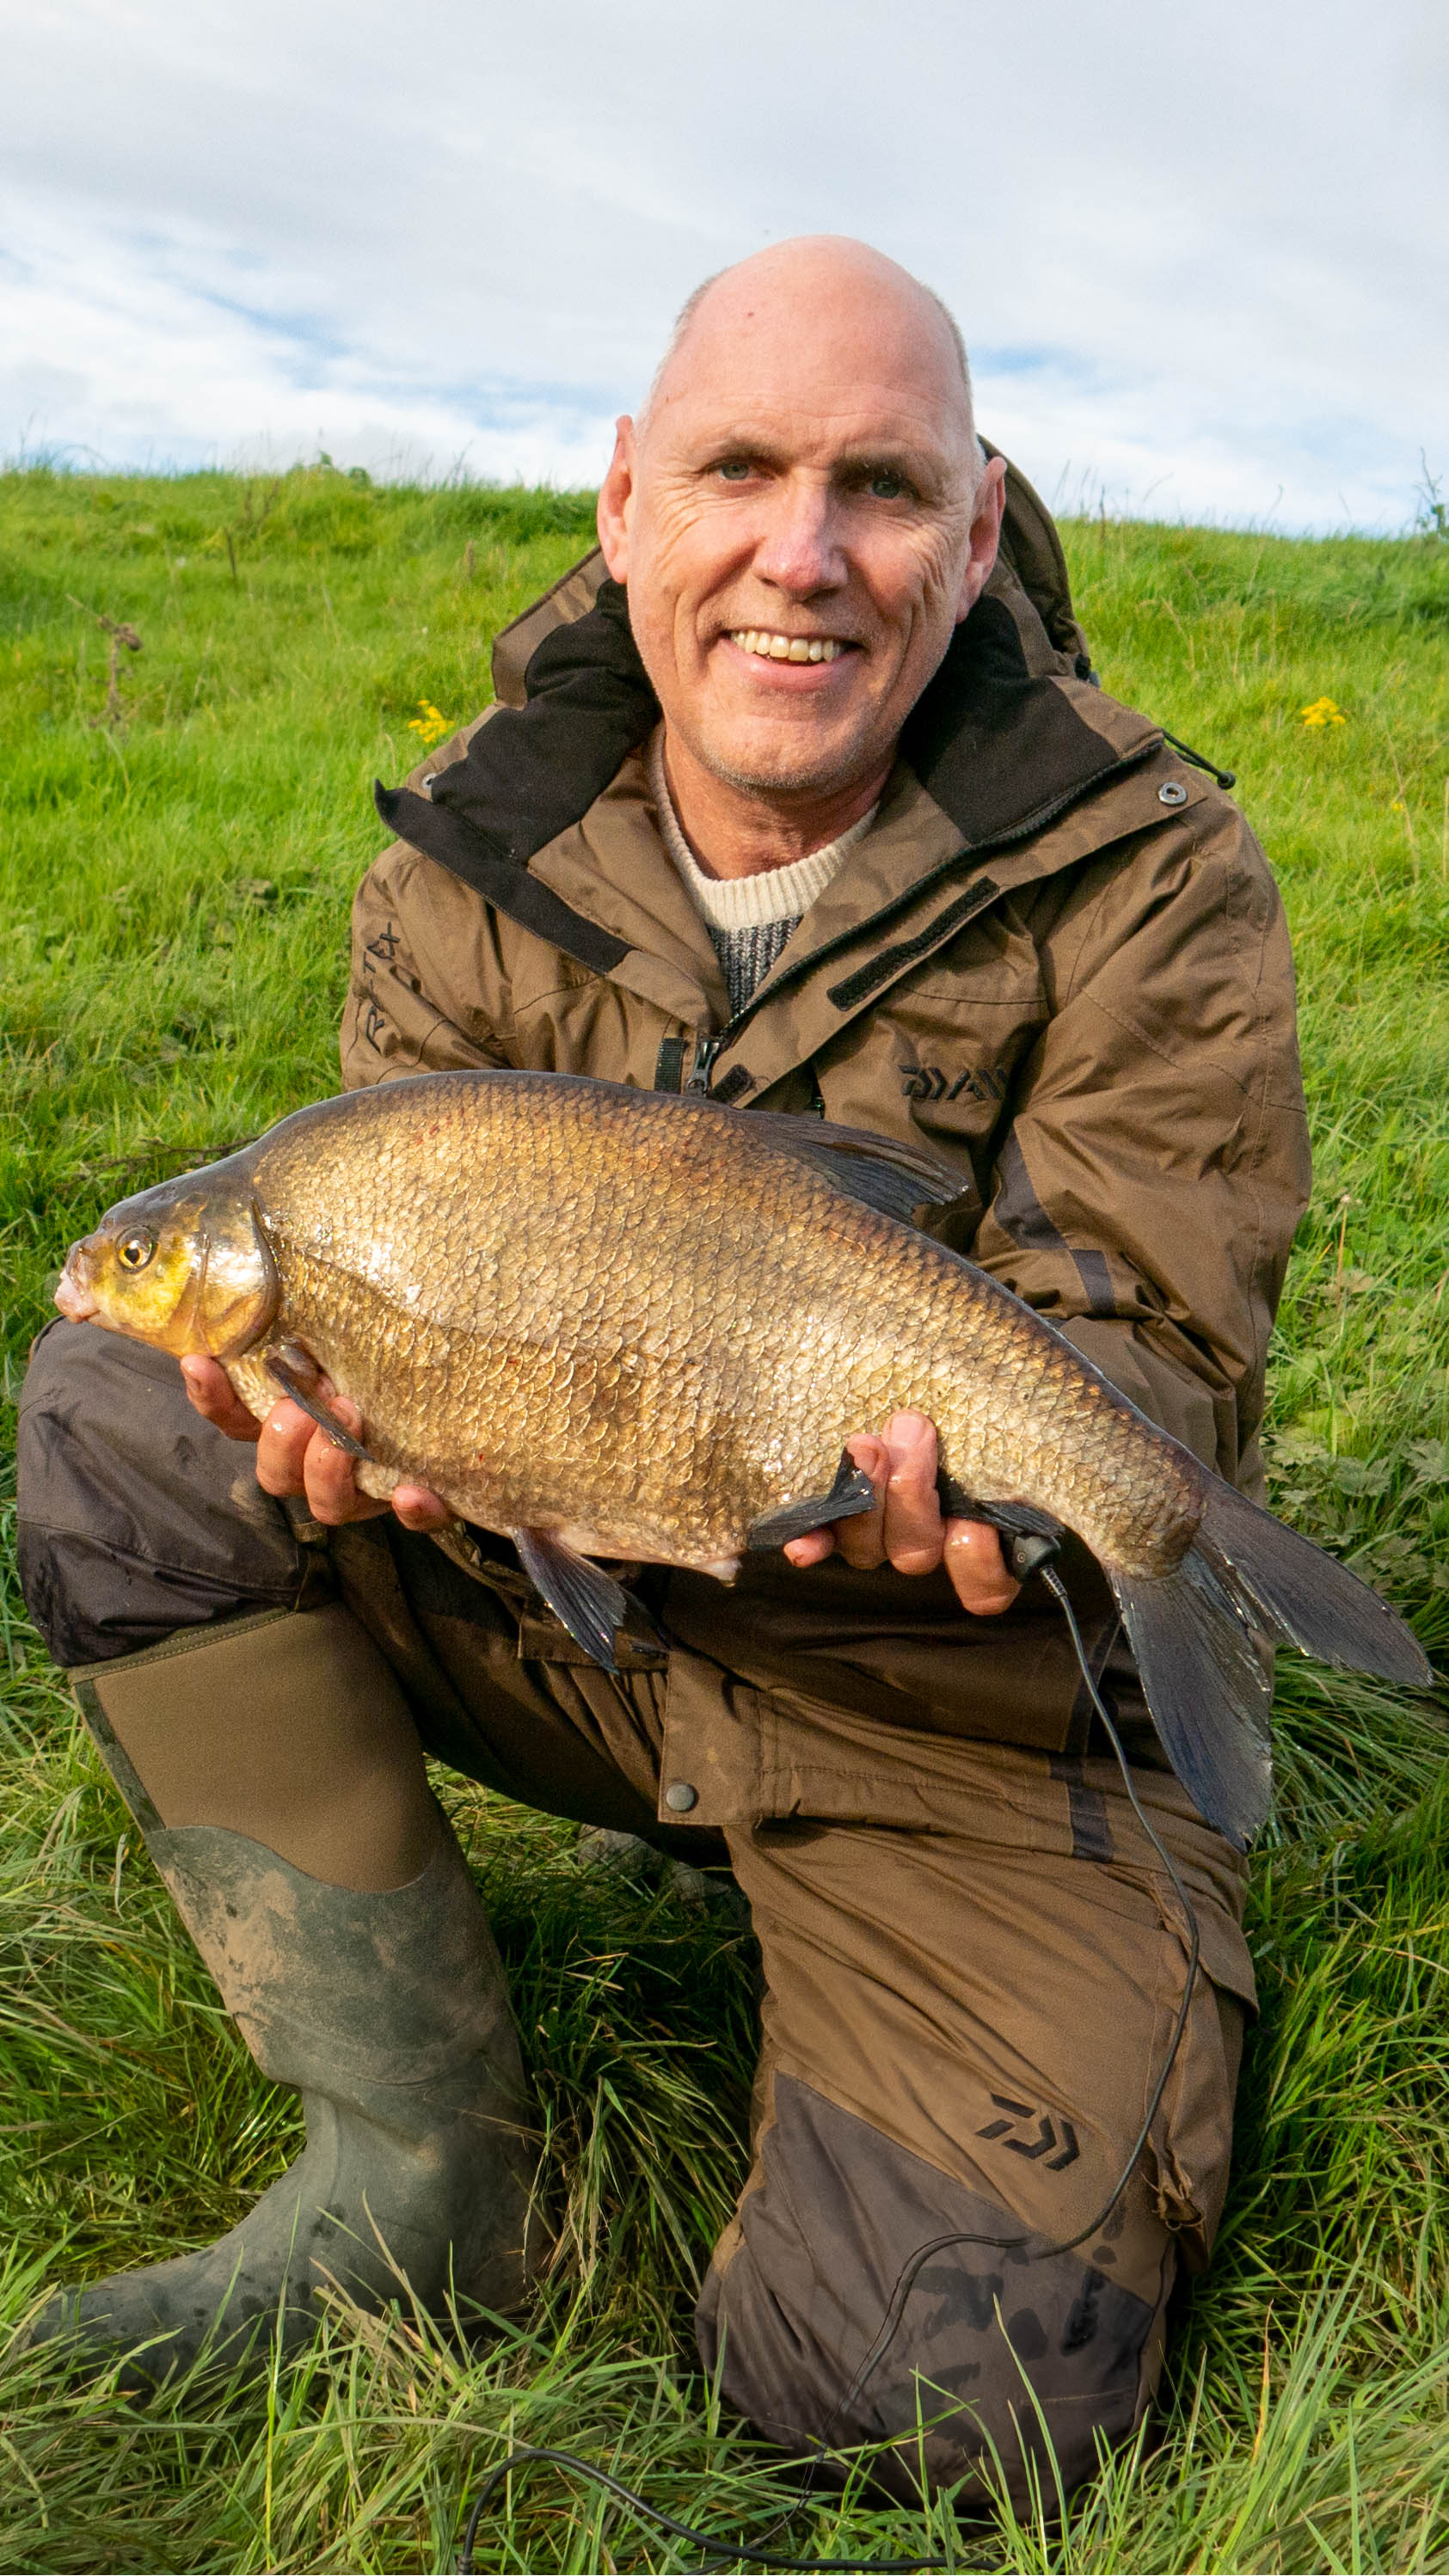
[598, 259, 1004, 805]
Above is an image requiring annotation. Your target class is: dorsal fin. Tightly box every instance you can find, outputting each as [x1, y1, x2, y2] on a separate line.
[749, 1112, 969, 1224]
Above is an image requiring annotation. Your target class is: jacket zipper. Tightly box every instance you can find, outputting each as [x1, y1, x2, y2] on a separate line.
[686, 1033, 725, 1094]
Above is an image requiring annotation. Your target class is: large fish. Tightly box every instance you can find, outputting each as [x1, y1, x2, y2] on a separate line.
[56, 1070, 1431, 1847]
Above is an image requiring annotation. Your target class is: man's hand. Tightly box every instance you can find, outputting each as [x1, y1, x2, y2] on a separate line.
[180, 1354, 451, 1532]
[783, 1409, 1021, 1617]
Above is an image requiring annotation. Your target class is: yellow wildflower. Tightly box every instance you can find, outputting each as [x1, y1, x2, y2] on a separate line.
[1300, 696, 1348, 728]
[407, 699, 452, 746]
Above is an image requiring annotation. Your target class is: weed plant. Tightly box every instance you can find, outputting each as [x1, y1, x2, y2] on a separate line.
[0, 465, 1447, 2571]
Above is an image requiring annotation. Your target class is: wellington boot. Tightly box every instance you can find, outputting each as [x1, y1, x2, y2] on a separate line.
[26, 1821, 543, 2386]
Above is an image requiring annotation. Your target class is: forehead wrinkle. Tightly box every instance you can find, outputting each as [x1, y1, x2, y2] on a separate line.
[647, 371, 976, 498]
[686, 429, 953, 468]
[661, 389, 972, 470]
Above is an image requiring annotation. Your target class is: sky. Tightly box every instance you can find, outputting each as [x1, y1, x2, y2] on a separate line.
[3, 0, 1446, 533]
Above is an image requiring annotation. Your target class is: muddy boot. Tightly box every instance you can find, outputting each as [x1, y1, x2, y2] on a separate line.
[575, 1826, 751, 1925]
[25, 1604, 542, 2384]
[575, 1825, 659, 1880]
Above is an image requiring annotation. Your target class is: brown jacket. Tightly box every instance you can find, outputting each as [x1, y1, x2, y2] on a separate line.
[341, 464, 1310, 1753]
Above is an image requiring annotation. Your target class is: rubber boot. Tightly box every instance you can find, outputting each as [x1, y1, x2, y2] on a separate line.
[25, 1607, 542, 2384]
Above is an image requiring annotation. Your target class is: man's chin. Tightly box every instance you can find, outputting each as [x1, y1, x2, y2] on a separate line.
[691, 717, 883, 803]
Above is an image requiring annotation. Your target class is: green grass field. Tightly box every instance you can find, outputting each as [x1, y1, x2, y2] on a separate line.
[2, 463, 1447, 2573]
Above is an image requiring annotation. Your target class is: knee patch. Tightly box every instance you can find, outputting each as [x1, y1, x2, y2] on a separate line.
[697, 2075, 1164, 2508]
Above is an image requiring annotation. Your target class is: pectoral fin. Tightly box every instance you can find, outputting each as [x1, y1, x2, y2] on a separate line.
[513, 1528, 630, 1671]
[746, 1451, 879, 1551]
[264, 1350, 374, 1463]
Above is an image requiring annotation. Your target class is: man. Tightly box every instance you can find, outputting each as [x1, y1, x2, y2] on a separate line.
[16, 237, 1310, 2504]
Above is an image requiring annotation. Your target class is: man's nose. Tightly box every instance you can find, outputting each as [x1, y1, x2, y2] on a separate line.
[751, 479, 846, 595]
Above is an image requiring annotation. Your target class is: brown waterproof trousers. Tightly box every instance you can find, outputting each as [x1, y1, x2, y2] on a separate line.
[17, 1320, 1255, 2506]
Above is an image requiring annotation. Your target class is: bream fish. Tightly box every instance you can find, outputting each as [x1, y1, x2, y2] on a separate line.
[56, 1070, 1433, 1848]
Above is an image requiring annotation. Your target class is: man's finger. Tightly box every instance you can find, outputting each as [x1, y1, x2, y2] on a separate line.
[254, 1397, 322, 1497]
[879, 1411, 946, 1575]
[180, 1352, 263, 1444]
[390, 1484, 453, 1533]
[783, 1433, 892, 1569]
[783, 1528, 835, 1567]
[942, 1518, 1022, 1617]
[298, 1399, 388, 1524]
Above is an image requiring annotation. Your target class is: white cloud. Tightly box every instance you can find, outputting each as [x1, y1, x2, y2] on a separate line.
[3, 0, 1445, 528]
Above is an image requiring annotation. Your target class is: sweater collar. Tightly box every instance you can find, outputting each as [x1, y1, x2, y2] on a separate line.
[646, 727, 878, 934]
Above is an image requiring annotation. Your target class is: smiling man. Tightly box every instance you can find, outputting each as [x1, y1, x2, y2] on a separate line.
[18, 238, 1310, 2506]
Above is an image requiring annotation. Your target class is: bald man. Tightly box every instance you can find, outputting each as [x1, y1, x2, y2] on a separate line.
[17, 239, 1309, 2508]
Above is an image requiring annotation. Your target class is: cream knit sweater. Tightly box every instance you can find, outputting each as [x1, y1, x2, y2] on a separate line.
[648, 729, 875, 1018]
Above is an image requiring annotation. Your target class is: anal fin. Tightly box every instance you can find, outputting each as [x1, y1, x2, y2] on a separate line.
[746, 1450, 878, 1552]
[513, 1528, 630, 1671]
[936, 1486, 1065, 1582]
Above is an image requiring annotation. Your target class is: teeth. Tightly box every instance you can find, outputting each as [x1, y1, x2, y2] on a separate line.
[730, 630, 845, 664]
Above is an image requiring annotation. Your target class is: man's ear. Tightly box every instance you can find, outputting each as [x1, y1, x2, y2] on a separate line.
[597, 418, 636, 580]
[955, 452, 1008, 623]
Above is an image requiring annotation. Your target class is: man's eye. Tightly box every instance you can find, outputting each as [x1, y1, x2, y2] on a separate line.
[867, 469, 906, 500]
[716, 459, 752, 482]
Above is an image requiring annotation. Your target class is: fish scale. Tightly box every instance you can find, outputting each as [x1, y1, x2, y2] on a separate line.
[59, 1068, 1433, 1849]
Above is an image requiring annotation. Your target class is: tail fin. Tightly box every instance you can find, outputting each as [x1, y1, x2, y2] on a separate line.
[1195, 1480, 1433, 1690]
[1110, 1551, 1276, 1851]
[1109, 1481, 1432, 1852]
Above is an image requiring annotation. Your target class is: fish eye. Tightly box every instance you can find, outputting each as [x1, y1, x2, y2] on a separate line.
[117, 1230, 156, 1271]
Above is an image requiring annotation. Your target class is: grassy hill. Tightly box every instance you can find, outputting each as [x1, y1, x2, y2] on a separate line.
[1, 466, 1447, 2570]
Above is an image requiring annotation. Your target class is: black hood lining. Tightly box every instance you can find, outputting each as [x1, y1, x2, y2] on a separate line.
[374, 579, 650, 974]
[375, 579, 1141, 981]
[899, 595, 1127, 843]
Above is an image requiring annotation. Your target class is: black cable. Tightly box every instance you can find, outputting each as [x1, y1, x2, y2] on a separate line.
[457, 2448, 944, 2572]
[456, 1555, 1202, 2575]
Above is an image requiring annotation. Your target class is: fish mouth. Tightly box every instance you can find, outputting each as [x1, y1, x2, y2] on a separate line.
[54, 1246, 99, 1322]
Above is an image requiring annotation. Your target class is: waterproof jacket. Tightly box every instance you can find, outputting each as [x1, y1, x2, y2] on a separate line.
[341, 462, 1311, 1752]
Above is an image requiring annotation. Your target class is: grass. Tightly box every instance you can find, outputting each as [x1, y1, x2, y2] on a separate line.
[0, 462, 1447, 2570]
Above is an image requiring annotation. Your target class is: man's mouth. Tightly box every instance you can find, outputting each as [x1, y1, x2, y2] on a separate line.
[728, 629, 851, 665]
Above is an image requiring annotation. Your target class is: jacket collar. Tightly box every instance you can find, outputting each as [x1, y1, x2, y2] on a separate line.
[526, 690, 1191, 1109]
[902, 575, 1145, 849]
